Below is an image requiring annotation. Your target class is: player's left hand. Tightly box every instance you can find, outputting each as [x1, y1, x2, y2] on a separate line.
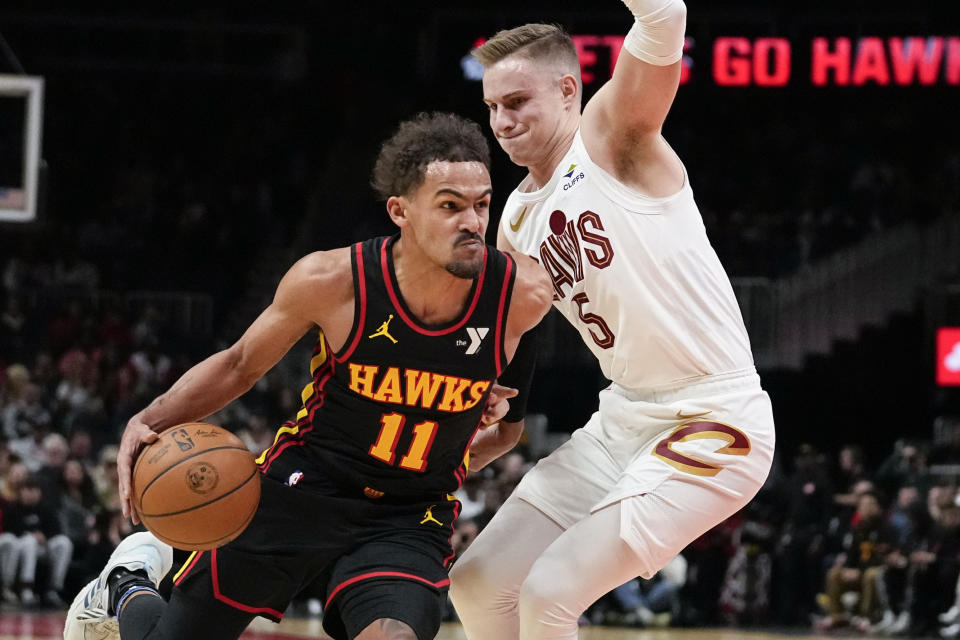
[481, 383, 518, 426]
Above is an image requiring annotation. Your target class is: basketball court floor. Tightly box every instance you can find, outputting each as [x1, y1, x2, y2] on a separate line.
[0, 611, 865, 640]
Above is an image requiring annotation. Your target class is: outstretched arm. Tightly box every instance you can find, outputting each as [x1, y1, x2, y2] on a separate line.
[118, 250, 349, 522]
[582, 0, 687, 191]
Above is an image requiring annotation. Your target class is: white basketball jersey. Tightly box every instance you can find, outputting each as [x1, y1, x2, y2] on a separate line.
[501, 131, 754, 392]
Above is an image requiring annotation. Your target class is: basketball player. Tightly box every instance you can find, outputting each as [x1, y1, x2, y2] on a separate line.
[448, 2, 777, 638]
[64, 112, 552, 640]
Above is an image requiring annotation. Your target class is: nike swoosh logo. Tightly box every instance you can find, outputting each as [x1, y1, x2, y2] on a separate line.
[509, 206, 528, 232]
[676, 409, 712, 420]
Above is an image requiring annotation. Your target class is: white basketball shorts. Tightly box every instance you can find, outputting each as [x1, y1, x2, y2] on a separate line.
[513, 368, 775, 577]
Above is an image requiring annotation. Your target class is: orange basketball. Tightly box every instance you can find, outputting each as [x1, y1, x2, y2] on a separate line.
[132, 422, 261, 550]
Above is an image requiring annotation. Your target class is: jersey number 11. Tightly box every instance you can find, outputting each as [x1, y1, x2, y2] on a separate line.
[368, 412, 439, 472]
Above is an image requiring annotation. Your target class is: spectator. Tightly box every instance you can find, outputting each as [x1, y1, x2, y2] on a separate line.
[875, 439, 929, 499]
[870, 485, 929, 635]
[773, 444, 833, 625]
[91, 445, 121, 512]
[832, 444, 869, 509]
[2, 475, 73, 606]
[0, 457, 28, 503]
[907, 499, 960, 636]
[817, 490, 894, 631]
[36, 432, 70, 507]
[67, 427, 97, 469]
[2, 381, 52, 445]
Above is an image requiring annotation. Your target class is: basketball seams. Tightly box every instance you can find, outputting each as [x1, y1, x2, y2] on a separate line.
[139, 466, 260, 518]
[154, 492, 259, 549]
[135, 444, 252, 507]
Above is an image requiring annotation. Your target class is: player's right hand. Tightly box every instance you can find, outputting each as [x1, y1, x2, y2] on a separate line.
[118, 413, 160, 525]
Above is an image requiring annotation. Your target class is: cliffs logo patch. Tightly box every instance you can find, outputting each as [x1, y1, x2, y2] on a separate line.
[562, 164, 586, 191]
[185, 461, 219, 494]
[364, 487, 385, 499]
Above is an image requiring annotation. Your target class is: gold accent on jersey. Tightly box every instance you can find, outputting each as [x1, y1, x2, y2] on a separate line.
[364, 487, 385, 499]
[420, 505, 443, 526]
[368, 314, 398, 344]
[509, 206, 529, 232]
[172, 551, 198, 583]
[256, 330, 329, 465]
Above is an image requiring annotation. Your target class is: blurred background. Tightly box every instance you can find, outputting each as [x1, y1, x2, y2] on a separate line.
[1, 0, 959, 634]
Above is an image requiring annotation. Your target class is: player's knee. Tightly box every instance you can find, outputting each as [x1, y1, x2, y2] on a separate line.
[449, 552, 517, 612]
[355, 617, 418, 640]
[448, 554, 485, 603]
[518, 565, 571, 623]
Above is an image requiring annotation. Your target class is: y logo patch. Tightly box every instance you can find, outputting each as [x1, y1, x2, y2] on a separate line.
[465, 327, 489, 355]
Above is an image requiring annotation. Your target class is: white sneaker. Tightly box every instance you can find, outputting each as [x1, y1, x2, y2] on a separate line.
[871, 609, 896, 634]
[943, 622, 960, 638]
[943, 606, 960, 625]
[888, 611, 911, 636]
[63, 532, 173, 640]
[20, 587, 38, 607]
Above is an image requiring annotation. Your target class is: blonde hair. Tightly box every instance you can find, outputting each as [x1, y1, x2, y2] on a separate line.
[473, 23, 581, 83]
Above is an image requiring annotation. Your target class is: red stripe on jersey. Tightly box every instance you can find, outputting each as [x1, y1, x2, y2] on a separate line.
[259, 359, 335, 473]
[210, 549, 285, 620]
[443, 499, 463, 567]
[258, 333, 334, 471]
[380, 239, 488, 336]
[494, 254, 515, 376]
[336, 242, 368, 363]
[325, 571, 451, 608]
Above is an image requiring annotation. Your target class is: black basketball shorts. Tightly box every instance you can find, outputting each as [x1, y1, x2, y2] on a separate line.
[170, 474, 460, 640]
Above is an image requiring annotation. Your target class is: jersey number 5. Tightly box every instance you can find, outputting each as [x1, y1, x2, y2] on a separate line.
[368, 412, 438, 472]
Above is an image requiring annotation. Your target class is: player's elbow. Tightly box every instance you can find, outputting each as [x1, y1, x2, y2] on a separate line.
[665, 0, 687, 23]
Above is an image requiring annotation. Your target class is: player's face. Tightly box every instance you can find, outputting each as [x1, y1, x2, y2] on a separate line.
[482, 55, 567, 168]
[404, 160, 492, 279]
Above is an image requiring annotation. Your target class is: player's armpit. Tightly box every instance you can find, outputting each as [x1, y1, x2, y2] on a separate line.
[581, 1, 685, 173]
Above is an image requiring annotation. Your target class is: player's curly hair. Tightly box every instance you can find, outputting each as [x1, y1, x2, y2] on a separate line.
[371, 112, 490, 200]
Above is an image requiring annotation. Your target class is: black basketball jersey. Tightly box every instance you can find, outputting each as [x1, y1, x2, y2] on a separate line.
[257, 235, 516, 500]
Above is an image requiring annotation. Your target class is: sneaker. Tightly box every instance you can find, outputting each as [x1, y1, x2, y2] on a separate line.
[871, 609, 896, 634]
[1, 586, 17, 603]
[635, 605, 655, 626]
[942, 606, 960, 625]
[888, 611, 911, 636]
[943, 622, 960, 638]
[20, 587, 38, 607]
[63, 532, 173, 640]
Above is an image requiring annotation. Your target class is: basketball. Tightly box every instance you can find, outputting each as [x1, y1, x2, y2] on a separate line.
[132, 422, 261, 550]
